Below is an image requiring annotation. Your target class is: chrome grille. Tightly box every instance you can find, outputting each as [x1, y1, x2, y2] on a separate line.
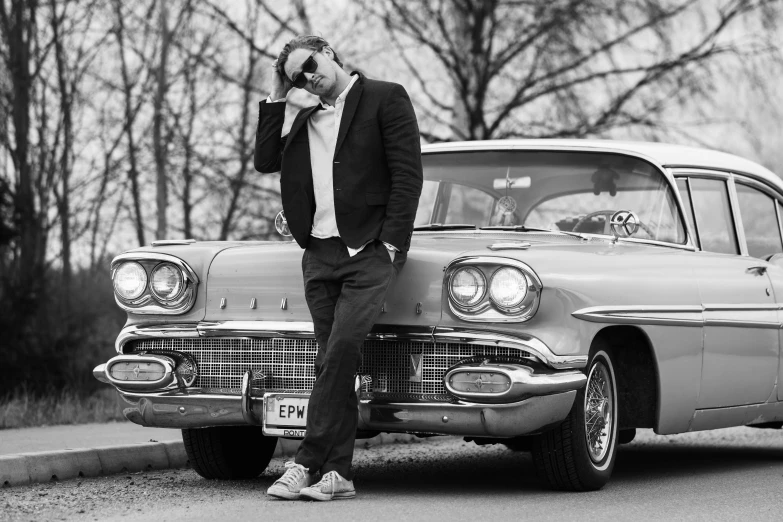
[128, 337, 531, 400]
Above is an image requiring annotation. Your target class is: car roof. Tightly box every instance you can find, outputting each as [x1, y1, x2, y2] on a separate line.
[422, 139, 783, 193]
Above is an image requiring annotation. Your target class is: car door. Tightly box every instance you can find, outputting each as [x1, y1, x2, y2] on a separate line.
[732, 176, 783, 402]
[677, 172, 779, 408]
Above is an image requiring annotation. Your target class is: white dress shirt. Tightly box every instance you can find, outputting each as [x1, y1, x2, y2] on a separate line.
[268, 75, 396, 257]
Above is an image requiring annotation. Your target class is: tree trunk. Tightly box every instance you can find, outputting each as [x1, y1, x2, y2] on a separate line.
[113, 0, 146, 247]
[50, 0, 72, 296]
[154, 0, 170, 240]
[218, 42, 256, 240]
[182, 64, 196, 239]
[4, 0, 43, 307]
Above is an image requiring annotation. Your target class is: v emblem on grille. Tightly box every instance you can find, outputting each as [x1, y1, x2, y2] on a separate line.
[409, 353, 423, 382]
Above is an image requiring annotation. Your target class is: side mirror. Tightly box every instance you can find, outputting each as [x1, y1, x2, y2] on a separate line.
[274, 210, 292, 237]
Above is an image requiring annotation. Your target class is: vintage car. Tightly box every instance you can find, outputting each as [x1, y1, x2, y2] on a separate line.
[94, 139, 783, 491]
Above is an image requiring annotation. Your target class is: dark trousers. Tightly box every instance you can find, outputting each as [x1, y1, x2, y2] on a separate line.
[295, 237, 404, 479]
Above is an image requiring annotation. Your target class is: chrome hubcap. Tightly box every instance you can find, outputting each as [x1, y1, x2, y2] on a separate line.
[584, 360, 614, 462]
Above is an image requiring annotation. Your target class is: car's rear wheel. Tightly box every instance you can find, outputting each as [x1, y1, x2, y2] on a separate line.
[182, 426, 277, 480]
[532, 347, 618, 491]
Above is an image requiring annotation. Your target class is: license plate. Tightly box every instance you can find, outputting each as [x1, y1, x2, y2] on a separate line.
[262, 394, 309, 437]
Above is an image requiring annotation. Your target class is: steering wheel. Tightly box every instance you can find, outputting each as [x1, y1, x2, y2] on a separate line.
[572, 210, 654, 237]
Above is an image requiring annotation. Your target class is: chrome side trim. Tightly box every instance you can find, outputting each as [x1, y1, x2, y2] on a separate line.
[572, 305, 703, 327]
[702, 318, 781, 329]
[114, 322, 583, 370]
[573, 304, 783, 329]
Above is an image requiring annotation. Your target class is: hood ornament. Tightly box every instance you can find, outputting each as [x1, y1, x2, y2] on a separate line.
[488, 241, 531, 251]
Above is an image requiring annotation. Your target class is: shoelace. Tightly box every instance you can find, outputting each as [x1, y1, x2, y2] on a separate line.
[315, 471, 339, 494]
[276, 461, 307, 488]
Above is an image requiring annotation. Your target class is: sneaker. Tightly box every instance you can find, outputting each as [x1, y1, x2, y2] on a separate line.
[299, 470, 356, 501]
[266, 461, 315, 500]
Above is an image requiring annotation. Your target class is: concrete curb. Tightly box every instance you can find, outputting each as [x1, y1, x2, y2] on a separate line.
[0, 433, 421, 488]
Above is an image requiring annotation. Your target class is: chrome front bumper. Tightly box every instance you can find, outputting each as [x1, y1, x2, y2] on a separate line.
[116, 389, 577, 438]
[102, 320, 587, 437]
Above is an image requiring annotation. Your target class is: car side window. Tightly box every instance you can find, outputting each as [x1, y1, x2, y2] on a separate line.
[735, 182, 783, 259]
[688, 178, 739, 255]
[675, 178, 699, 248]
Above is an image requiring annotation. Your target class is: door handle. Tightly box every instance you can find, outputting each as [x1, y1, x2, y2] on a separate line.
[746, 266, 768, 275]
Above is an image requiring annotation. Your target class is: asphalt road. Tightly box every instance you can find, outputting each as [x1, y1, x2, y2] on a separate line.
[2, 427, 782, 522]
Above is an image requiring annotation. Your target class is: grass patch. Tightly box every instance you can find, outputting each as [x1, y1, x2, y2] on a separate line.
[0, 387, 126, 429]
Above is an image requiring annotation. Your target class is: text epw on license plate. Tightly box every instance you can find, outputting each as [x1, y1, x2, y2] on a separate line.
[263, 394, 308, 437]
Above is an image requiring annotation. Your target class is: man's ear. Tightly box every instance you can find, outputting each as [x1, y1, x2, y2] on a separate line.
[323, 46, 334, 60]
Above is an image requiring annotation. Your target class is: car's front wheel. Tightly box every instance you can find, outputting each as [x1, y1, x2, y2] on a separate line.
[532, 347, 618, 491]
[182, 426, 277, 480]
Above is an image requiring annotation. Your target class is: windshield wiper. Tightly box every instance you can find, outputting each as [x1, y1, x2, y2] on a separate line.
[479, 225, 587, 239]
[414, 223, 477, 231]
[480, 225, 552, 232]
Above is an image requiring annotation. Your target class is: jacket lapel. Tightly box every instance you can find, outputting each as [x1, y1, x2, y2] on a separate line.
[285, 105, 320, 149]
[334, 75, 364, 157]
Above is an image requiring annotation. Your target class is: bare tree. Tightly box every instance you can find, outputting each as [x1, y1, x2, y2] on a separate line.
[112, 0, 149, 247]
[153, 0, 171, 240]
[0, 0, 44, 310]
[360, 0, 781, 142]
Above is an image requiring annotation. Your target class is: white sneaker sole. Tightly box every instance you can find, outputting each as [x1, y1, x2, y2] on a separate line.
[266, 485, 302, 500]
[300, 489, 356, 501]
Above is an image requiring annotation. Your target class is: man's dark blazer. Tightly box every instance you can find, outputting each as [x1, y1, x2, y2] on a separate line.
[254, 72, 423, 252]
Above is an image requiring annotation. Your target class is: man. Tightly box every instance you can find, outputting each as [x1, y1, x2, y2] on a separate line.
[254, 35, 422, 501]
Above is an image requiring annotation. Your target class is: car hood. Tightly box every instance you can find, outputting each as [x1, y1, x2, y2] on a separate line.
[203, 231, 681, 326]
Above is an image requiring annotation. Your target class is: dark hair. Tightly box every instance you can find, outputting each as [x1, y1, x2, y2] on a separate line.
[277, 35, 343, 79]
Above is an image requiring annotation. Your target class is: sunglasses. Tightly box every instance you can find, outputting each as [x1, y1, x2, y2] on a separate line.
[290, 50, 318, 89]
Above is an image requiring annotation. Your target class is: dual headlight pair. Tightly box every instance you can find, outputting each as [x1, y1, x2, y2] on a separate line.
[115, 261, 185, 302]
[447, 259, 542, 321]
[111, 254, 199, 314]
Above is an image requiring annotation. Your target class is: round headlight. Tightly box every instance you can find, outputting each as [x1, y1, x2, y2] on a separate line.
[150, 263, 184, 301]
[449, 267, 486, 307]
[114, 262, 147, 301]
[489, 267, 528, 309]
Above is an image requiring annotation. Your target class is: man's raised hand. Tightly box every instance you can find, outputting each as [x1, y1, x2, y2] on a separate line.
[271, 59, 293, 100]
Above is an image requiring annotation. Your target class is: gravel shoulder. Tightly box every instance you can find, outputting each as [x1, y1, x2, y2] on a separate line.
[2, 427, 782, 522]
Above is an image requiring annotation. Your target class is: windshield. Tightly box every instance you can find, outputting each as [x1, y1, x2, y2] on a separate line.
[414, 150, 687, 244]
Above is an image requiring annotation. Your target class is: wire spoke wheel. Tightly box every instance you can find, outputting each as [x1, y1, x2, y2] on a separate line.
[584, 361, 614, 462]
[532, 347, 618, 491]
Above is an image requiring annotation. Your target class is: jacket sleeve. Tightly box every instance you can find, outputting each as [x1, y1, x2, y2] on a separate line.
[378, 84, 423, 252]
[254, 100, 288, 173]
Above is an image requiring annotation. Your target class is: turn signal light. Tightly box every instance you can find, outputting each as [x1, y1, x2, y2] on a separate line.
[109, 361, 166, 382]
[448, 371, 511, 393]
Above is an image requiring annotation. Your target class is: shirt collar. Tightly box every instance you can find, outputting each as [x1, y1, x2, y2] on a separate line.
[318, 74, 358, 109]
